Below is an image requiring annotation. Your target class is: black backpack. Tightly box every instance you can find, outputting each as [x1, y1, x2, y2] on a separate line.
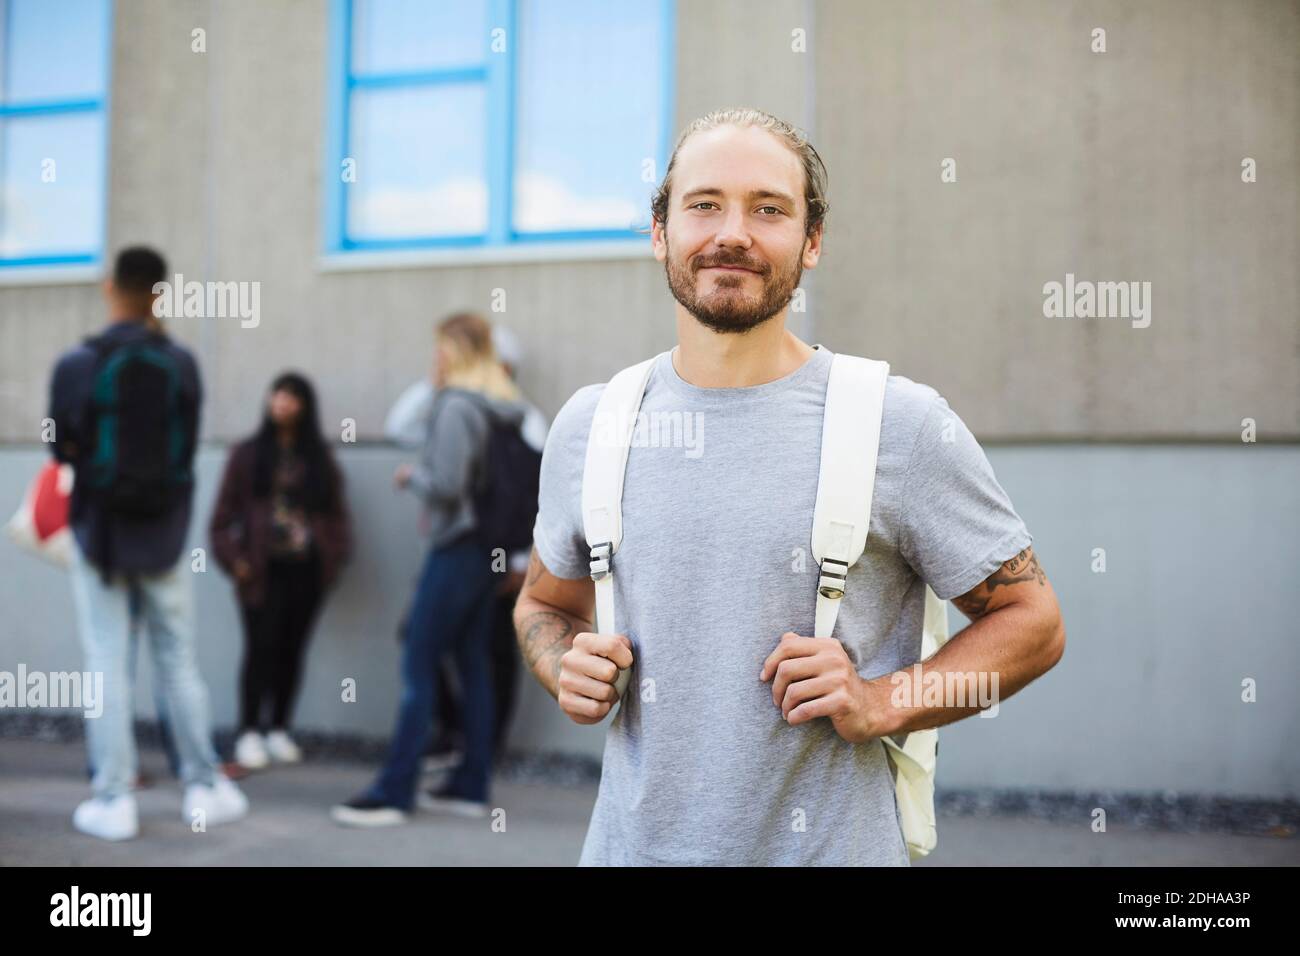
[83, 333, 193, 518]
[468, 401, 542, 556]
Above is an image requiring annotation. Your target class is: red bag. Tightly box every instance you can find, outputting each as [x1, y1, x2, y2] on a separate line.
[6, 461, 75, 567]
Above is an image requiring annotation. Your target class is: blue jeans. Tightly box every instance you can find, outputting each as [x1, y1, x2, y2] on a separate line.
[367, 532, 496, 809]
[69, 547, 221, 800]
[85, 605, 183, 781]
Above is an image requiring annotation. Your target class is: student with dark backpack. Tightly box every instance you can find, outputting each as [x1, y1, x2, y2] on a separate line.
[384, 326, 547, 770]
[332, 312, 533, 826]
[48, 246, 248, 841]
[436, 337, 544, 760]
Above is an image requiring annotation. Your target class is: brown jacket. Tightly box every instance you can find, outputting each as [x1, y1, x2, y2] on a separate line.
[209, 438, 352, 607]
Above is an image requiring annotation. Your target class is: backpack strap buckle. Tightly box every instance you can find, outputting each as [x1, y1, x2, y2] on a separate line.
[589, 541, 612, 581]
[817, 557, 850, 600]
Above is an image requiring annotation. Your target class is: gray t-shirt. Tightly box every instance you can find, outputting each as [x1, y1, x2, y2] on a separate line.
[532, 344, 1032, 866]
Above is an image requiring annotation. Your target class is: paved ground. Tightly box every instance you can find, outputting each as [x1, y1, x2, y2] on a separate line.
[0, 737, 591, 866]
[2, 738, 1296, 866]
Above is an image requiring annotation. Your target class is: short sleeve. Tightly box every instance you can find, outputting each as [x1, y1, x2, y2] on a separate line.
[898, 393, 1032, 601]
[530, 383, 603, 580]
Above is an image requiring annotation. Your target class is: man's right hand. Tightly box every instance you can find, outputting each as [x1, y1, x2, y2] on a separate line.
[557, 631, 634, 725]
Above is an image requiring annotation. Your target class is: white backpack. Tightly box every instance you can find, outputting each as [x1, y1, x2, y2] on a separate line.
[581, 347, 950, 860]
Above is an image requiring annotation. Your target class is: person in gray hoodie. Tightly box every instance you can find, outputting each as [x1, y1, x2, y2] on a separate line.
[332, 312, 528, 826]
[384, 324, 549, 769]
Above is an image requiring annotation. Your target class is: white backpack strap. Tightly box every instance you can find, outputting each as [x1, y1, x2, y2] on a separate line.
[581, 353, 663, 697]
[812, 351, 950, 861]
[811, 352, 890, 638]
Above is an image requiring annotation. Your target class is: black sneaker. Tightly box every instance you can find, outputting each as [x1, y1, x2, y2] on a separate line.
[330, 795, 408, 828]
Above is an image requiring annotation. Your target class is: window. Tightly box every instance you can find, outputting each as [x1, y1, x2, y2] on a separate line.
[324, 0, 674, 253]
[0, 0, 113, 268]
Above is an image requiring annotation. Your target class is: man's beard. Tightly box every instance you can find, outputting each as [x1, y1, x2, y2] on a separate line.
[664, 238, 804, 335]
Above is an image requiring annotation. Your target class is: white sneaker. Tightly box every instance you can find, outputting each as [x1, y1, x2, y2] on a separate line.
[234, 730, 269, 769]
[73, 794, 139, 841]
[421, 750, 463, 774]
[330, 797, 408, 828]
[264, 729, 302, 764]
[183, 775, 249, 827]
[417, 790, 489, 819]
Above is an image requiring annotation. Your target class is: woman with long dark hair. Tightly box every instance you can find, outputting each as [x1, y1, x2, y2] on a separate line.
[211, 372, 352, 768]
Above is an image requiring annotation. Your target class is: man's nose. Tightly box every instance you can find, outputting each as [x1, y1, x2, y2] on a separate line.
[713, 207, 753, 248]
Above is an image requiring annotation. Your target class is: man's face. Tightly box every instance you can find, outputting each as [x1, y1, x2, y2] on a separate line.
[653, 125, 822, 335]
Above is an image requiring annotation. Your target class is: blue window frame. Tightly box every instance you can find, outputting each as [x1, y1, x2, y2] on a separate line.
[0, 0, 113, 268]
[324, 0, 674, 253]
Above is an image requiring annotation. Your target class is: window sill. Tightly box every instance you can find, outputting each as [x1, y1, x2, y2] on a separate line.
[318, 239, 656, 273]
[0, 264, 103, 288]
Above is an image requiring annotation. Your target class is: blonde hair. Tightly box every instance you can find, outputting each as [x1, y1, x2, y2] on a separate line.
[649, 107, 830, 240]
[436, 312, 521, 403]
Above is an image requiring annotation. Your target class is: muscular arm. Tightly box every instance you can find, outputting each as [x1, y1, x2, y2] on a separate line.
[513, 546, 596, 698]
[865, 546, 1066, 737]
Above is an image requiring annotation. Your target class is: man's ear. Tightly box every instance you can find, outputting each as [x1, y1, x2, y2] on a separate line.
[801, 224, 823, 269]
[651, 216, 667, 262]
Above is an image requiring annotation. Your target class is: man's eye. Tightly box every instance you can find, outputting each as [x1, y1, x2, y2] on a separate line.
[758, 206, 783, 216]
[691, 202, 717, 211]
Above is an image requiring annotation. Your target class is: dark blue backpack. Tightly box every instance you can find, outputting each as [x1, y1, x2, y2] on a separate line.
[84, 333, 193, 517]
[468, 403, 541, 556]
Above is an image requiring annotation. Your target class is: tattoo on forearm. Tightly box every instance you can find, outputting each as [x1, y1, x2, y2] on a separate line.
[518, 609, 574, 684]
[951, 548, 1046, 619]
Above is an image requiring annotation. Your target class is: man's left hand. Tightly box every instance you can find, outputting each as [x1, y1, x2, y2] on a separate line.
[760, 632, 887, 743]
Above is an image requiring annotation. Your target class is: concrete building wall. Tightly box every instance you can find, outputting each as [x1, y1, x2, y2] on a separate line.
[812, 0, 1300, 439]
[2, 442, 1296, 796]
[2, 0, 1295, 441]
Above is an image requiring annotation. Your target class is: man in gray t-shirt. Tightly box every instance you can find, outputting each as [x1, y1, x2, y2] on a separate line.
[514, 109, 1065, 866]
